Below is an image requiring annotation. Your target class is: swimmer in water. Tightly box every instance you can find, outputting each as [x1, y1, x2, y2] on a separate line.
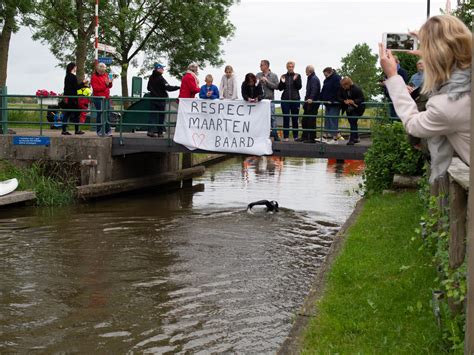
[247, 200, 279, 212]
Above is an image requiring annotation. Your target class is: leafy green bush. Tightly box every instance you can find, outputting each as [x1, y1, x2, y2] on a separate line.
[0, 160, 76, 206]
[363, 121, 424, 193]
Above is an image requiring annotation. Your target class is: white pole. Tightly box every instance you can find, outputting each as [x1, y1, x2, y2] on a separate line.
[95, 0, 99, 66]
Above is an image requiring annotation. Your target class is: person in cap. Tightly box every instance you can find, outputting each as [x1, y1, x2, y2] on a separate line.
[147, 63, 180, 137]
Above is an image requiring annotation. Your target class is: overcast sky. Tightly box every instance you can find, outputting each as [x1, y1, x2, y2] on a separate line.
[7, 0, 449, 99]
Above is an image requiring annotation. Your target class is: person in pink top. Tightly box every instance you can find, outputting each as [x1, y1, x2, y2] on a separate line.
[178, 62, 200, 98]
[91, 62, 114, 136]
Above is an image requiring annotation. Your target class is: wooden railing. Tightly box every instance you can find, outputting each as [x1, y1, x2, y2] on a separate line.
[431, 157, 472, 352]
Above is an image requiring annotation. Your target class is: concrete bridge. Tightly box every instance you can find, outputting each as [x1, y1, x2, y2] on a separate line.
[2, 128, 370, 161]
[112, 132, 369, 160]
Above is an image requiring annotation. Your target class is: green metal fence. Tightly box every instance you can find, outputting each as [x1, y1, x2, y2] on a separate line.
[0, 90, 396, 146]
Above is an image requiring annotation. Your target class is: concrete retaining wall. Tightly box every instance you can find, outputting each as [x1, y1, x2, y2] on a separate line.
[0, 135, 179, 184]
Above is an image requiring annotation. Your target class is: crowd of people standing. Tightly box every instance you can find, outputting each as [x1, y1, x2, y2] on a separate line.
[144, 59, 370, 145]
[62, 57, 370, 144]
[58, 13, 471, 170]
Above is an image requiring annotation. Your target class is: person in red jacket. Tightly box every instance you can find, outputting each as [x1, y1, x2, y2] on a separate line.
[91, 63, 114, 136]
[178, 62, 200, 98]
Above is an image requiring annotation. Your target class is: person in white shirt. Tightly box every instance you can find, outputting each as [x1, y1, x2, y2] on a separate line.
[379, 15, 471, 181]
[219, 65, 239, 100]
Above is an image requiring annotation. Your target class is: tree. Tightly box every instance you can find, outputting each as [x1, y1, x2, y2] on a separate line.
[338, 43, 380, 101]
[29, 0, 235, 97]
[445, 0, 472, 29]
[0, 0, 33, 87]
[101, 0, 235, 97]
[28, 0, 104, 81]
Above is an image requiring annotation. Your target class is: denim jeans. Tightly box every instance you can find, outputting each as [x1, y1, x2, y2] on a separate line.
[93, 98, 111, 135]
[281, 101, 300, 139]
[324, 105, 340, 137]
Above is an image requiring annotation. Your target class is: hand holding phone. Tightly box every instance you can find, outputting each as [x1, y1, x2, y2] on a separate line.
[378, 43, 398, 78]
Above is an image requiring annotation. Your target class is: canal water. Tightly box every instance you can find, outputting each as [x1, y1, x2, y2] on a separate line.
[0, 157, 363, 353]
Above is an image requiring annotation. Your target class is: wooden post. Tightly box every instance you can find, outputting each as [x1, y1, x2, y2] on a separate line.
[80, 159, 98, 186]
[181, 153, 193, 187]
[448, 179, 467, 269]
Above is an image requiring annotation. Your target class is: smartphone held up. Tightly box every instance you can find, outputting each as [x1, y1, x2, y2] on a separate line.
[382, 33, 418, 51]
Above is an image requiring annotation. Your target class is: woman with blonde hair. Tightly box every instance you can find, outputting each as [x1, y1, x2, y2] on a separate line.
[219, 65, 239, 99]
[379, 15, 471, 181]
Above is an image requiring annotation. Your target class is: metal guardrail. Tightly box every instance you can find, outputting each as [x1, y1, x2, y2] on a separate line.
[0, 90, 398, 146]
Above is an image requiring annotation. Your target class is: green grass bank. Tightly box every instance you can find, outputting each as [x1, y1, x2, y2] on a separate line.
[301, 192, 446, 353]
[0, 161, 76, 207]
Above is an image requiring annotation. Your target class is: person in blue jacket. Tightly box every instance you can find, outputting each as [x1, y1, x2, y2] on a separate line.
[320, 67, 342, 141]
[199, 74, 219, 99]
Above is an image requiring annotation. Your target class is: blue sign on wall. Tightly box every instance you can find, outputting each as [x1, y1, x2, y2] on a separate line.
[13, 136, 51, 146]
[99, 57, 113, 65]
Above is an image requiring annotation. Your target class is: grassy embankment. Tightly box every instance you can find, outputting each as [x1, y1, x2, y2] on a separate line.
[302, 192, 446, 353]
[0, 161, 76, 206]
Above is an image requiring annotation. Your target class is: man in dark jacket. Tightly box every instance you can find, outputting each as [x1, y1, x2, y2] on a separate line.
[320, 67, 342, 141]
[278, 61, 302, 141]
[337, 77, 365, 145]
[300, 65, 320, 143]
[147, 63, 180, 137]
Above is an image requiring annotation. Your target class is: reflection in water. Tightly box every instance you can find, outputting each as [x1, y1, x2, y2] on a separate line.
[0, 157, 362, 353]
[326, 159, 365, 176]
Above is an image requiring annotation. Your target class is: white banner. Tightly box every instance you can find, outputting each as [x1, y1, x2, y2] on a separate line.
[173, 99, 273, 156]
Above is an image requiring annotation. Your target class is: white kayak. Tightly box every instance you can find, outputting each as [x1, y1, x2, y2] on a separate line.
[0, 178, 19, 196]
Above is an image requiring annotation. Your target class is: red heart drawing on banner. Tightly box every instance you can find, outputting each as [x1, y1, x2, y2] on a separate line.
[192, 133, 206, 148]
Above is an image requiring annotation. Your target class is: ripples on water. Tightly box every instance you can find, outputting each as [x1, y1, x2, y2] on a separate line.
[0, 157, 362, 353]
